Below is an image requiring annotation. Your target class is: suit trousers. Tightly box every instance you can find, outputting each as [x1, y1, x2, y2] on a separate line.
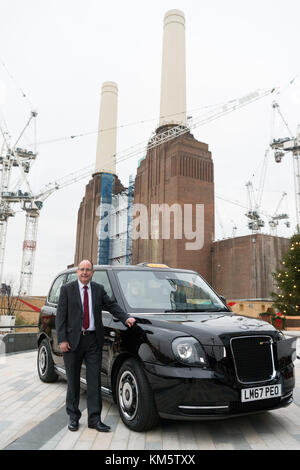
[63, 333, 102, 425]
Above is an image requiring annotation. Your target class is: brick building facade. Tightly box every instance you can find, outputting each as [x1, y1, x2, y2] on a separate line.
[132, 130, 215, 283]
[211, 234, 290, 300]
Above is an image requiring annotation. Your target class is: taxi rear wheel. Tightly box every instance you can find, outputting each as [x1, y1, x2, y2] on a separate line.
[37, 339, 58, 383]
[116, 358, 159, 432]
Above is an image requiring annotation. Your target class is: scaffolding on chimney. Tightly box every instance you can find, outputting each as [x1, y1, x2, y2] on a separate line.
[97, 172, 114, 265]
[96, 174, 135, 266]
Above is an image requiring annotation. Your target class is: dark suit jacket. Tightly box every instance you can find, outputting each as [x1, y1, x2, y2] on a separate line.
[56, 280, 129, 351]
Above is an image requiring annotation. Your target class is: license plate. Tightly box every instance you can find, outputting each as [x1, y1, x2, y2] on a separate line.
[241, 384, 282, 402]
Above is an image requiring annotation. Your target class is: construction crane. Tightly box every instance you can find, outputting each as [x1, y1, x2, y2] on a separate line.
[270, 101, 300, 233]
[244, 146, 270, 233]
[0, 112, 37, 284]
[245, 180, 265, 232]
[268, 191, 289, 235]
[2, 86, 278, 295]
[244, 132, 291, 234]
[245, 180, 289, 235]
[117, 87, 278, 167]
[217, 188, 289, 236]
[17, 185, 58, 296]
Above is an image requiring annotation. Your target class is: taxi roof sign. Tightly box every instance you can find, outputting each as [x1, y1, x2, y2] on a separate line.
[137, 263, 169, 268]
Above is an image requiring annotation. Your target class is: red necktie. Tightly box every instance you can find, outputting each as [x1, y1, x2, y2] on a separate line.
[83, 285, 90, 330]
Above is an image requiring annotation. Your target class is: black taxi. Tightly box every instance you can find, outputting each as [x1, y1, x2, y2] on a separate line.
[37, 263, 296, 431]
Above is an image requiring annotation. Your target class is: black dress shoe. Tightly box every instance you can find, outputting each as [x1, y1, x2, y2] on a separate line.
[88, 421, 111, 432]
[68, 419, 79, 431]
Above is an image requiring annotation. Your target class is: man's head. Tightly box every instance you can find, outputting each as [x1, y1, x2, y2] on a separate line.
[77, 259, 94, 285]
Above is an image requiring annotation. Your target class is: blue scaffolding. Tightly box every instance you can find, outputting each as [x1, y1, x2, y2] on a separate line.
[97, 173, 114, 265]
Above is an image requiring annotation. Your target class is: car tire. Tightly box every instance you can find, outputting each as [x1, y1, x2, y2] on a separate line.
[116, 358, 159, 432]
[37, 339, 58, 383]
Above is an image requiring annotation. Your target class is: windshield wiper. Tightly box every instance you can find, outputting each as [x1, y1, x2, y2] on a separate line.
[164, 308, 210, 313]
[206, 306, 229, 312]
[164, 306, 228, 313]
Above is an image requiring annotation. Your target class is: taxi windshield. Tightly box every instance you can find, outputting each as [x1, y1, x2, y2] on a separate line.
[115, 269, 229, 313]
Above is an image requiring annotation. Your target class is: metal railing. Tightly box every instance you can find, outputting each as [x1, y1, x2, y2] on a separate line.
[0, 325, 38, 333]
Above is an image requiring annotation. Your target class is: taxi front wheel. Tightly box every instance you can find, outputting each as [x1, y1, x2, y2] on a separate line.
[116, 358, 159, 432]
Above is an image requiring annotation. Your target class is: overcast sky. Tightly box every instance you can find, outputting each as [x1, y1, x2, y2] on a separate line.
[1, 0, 300, 295]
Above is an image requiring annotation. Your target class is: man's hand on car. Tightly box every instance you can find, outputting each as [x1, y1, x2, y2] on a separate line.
[126, 317, 136, 327]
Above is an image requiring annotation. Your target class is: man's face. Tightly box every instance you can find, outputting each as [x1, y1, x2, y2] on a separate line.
[77, 260, 94, 285]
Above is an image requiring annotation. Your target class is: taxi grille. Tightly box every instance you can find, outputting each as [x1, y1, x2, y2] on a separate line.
[230, 336, 275, 384]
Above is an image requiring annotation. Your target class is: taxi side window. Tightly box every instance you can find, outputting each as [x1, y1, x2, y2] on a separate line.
[48, 275, 65, 304]
[92, 271, 113, 297]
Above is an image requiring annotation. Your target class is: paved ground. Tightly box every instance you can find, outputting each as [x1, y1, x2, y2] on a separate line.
[1, 332, 300, 451]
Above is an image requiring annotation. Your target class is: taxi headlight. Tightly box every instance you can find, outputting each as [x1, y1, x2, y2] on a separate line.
[172, 337, 208, 366]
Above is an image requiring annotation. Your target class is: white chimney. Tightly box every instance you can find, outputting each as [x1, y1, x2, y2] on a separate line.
[95, 81, 118, 174]
[159, 10, 186, 128]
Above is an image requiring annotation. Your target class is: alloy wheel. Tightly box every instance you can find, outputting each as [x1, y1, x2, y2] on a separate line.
[118, 370, 139, 421]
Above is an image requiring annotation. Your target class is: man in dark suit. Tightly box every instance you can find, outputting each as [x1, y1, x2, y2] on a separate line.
[56, 259, 135, 432]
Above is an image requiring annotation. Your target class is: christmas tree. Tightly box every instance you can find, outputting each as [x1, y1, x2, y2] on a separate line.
[271, 233, 300, 316]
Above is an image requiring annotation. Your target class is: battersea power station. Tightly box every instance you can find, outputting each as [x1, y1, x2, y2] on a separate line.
[73, 10, 289, 302]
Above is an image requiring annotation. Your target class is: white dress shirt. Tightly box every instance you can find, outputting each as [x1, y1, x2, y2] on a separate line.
[78, 280, 95, 331]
